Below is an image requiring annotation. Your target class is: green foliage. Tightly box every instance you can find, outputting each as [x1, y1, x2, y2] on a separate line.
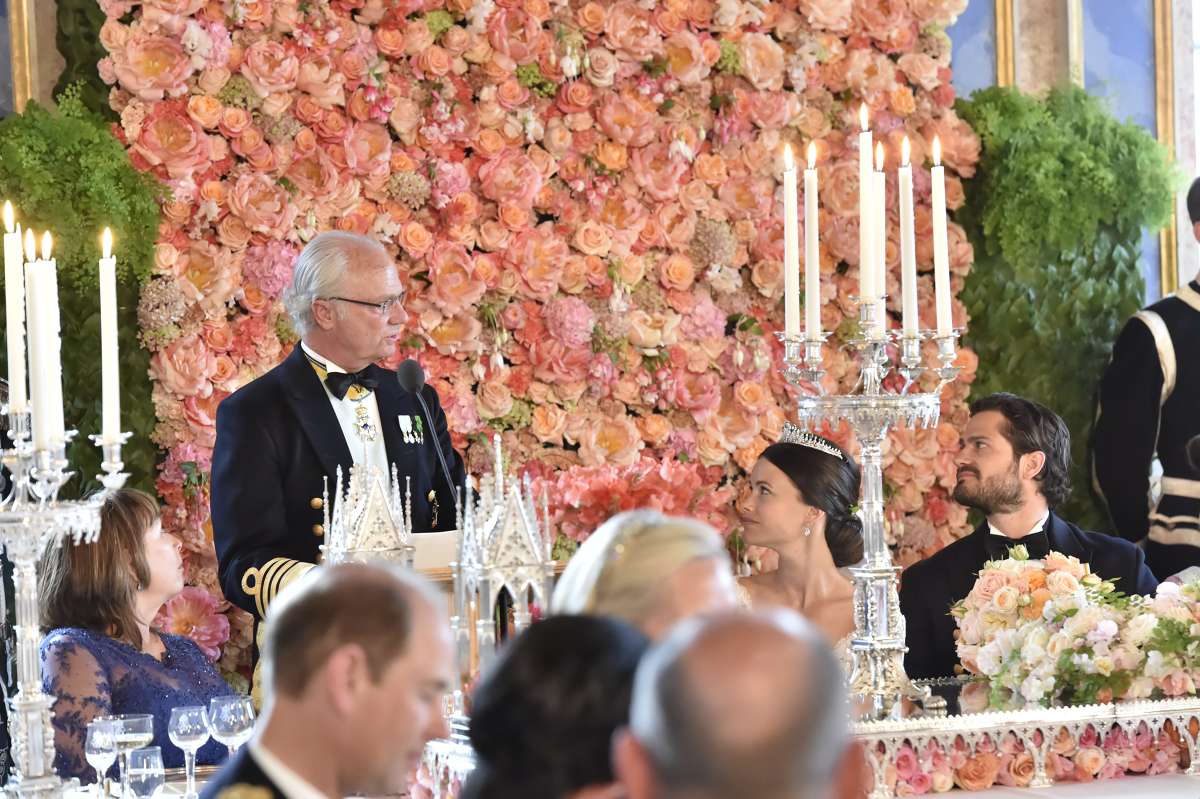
[54, 0, 113, 119]
[957, 86, 1180, 531]
[715, 40, 741, 75]
[0, 92, 163, 497]
[516, 64, 558, 99]
[423, 10, 456, 40]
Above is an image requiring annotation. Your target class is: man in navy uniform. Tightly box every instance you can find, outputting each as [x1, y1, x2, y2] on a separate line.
[200, 564, 453, 799]
[1091, 178, 1200, 580]
[901, 393, 1158, 679]
[211, 231, 464, 623]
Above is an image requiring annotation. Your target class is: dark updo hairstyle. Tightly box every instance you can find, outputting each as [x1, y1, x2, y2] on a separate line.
[760, 438, 864, 567]
[459, 615, 650, 799]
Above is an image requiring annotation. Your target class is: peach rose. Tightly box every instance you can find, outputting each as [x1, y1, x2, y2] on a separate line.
[217, 215, 252, 250]
[733, 381, 771, 415]
[693, 153, 728, 186]
[135, 104, 212, 180]
[186, 95, 222, 129]
[604, 2, 661, 61]
[579, 415, 643, 466]
[398, 221, 434, 259]
[240, 39, 299, 98]
[151, 334, 215, 398]
[227, 173, 299, 237]
[476, 378, 515, 420]
[428, 241, 487, 315]
[664, 30, 709, 84]
[1046, 570, 1080, 596]
[637, 414, 672, 446]
[1043, 552, 1086, 579]
[238, 284, 272, 315]
[696, 426, 731, 467]
[112, 35, 195, 101]
[658, 253, 695, 291]
[959, 680, 990, 713]
[739, 33, 785, 91]
[615, 255, 646, 286]
[296, 55, 345, 108]
[971, 569, 1009, 603]
[1073, 747, 1104, 776]
[584, 47, 619, 87]
[286, 149, 338, 198]
[576, 2, 607, 34]
[820, 159, 861, 218]
[478, 150, 544, 208]
[594, 140, 629, 172]
[991, 585, 1020, 614]
[196, 67, 231, 96]
[530, 404, 569, 444]
[799, 0, 853, 30]
[954, 751, 999, 791]
[596, 93, 657, 147]
[1004, 753, 1035, 787]
[572, 220, 612, 257]
[628, 310, 681, 351]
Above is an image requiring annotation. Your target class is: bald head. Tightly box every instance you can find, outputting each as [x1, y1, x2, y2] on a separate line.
[623, 610, 849, 799]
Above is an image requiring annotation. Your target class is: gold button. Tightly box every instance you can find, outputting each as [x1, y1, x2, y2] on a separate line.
[310, 497, 323, 510]
[312, 524, 324, 536]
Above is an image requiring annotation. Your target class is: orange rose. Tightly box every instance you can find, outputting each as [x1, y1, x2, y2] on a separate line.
[954, 752, 999, 791]
[477, 220, 511, 253]
[1073, 747, 1104, 777]
[186, 95, 222, 129]
[217, 215, 252, 250]
[576, 1, 607, 33]
[693, 153, 728, 186]
[658, 253, 696, 291]
[417, 45, 452, 77]
[530, 404, 568, 444]
[592, 140, 627, 173]
[696, 426, 731, 466]
[399, 221, 434, 259]
[1005, 753, 1035, 788]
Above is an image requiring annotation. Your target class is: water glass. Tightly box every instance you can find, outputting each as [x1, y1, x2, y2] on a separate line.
[108, 713, 154, 799]
[168, 706, 210, 799]
[84, 718, 117, 796]
[127, 747, 165, 799]
[207, 696, 254, 756]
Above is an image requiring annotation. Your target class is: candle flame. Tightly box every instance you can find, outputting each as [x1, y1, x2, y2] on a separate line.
[901, 136, 911, 167]
[932, 136, 941, 167]
[806, 141, 817, 170]
[782, 144, 794, 171]
[23, 229, 34, 262]
[874, 142, 885, 172]
[102, 228, 113, 259]
[40, 232, 52, 261]
[2, 202, 12, 235]
[858, 103, 869, 132]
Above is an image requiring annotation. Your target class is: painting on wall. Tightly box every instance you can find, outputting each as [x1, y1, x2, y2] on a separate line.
[947, 0, 998, 102]
[1083, 0, 1162, 299]
[0, 0, 13, 119]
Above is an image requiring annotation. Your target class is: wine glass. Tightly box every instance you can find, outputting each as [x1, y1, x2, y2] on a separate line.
[84, 718, 117, 797]
[127, 747, 165, 799]
[168, 706, 210, 799]
[207, 696, 255, 756]
[110, 714, 154, 799]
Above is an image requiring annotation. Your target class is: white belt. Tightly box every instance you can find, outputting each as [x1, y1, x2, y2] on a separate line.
[1162, 477, 1200, 499]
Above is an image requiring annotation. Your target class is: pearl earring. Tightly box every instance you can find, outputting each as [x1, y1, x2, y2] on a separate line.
[803, 526, 812, 537]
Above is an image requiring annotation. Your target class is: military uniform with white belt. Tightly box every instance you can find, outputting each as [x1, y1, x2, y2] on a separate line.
[1091, 278, 1200, 580]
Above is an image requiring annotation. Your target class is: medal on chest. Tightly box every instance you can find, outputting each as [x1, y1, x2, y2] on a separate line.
[353, 402, 377, 443]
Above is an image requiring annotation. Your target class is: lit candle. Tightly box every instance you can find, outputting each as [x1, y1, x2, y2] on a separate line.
[872, 142, 886, 338]
[898, 137, 918, 335]
[803, 142, 821, 340]
[3, 203, 26, 413]
[99, 228, 121, 445]
[931, 137, 952, 336]
[782, 145, 800, 337]
[26, 231, 65, 450]
[857, 104, 873, 302]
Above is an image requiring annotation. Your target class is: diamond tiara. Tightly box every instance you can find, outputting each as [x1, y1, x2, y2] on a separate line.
[778, 422, 844, 460]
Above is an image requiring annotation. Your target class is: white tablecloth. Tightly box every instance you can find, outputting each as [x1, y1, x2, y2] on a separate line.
[971, 774, 1198, 798]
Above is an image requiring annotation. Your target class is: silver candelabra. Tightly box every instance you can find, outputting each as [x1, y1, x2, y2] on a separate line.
[0, 407, 128, 799]
[779, 298, 959, 721]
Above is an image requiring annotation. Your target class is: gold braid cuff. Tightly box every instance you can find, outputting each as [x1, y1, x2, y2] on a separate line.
[241, 558, 315, 619]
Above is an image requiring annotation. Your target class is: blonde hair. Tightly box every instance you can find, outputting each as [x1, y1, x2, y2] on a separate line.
[551, 510, 728, 627]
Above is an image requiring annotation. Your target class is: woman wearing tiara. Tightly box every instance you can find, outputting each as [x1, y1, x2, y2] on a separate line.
[735, 424, 863, 649]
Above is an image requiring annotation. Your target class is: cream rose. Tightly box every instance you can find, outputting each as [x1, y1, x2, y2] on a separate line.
[475, 378, 515, 420]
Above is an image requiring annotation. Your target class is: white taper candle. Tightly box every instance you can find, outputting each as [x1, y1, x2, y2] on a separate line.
[782, 145, 800, 337]
[803, 142, 821, 340]
[100, 228, 121, 445]
[898, 138, 918, 335]
[931, 137, 952, 336]
[3, 203, 26, 412]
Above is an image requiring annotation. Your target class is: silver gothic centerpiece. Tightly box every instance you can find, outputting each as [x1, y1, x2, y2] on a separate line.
[778, 300, 960, 722]
[0, 406, 129, 799]
[319, 463, 415, 567]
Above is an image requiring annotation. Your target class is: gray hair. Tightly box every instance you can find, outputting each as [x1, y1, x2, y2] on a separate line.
[282, 232, 390, 336]
[629, 609, 849, 799]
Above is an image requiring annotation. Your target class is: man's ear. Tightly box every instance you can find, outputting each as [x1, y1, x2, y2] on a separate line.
[1020, 450, 1046, 483]
[612, 728, 658, 799]
[310, 297, 336, 330]
[320, 643, 369, 717]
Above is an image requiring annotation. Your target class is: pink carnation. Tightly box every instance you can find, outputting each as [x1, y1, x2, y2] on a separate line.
[243, 240, 297, 299]
[543, 297, 596, 349]
[154, 586, 231, 661]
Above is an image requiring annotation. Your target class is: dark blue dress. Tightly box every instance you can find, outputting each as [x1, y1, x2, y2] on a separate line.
[40, 627, 235, 782]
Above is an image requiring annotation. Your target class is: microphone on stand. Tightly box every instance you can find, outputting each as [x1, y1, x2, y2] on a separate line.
[397, 359, 459, 527]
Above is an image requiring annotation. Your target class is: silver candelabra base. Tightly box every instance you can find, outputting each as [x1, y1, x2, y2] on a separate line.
[0, 410, 129, 799]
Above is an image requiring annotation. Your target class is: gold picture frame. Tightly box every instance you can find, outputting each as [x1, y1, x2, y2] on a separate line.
[6, 0, 39, 115]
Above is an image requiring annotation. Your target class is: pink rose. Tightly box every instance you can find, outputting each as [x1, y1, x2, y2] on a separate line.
[969, 569, 1009, 604]
[922, 115, 980, 178]
[630, 143, 689, 203]
[717, 175, 774, 221]
[585, 47, 619, 88]
[669, 370, 721, 418]
[909, 0, 969, 27]
[111, 35, 195, 101]
[228, 173, 299, 237]
[478, 150, 544, 209]
[740, 34, 785, 91]
[154, 586, 230, 661]
[240, 39, 299, 98]
[152, 334, 216, 398]
[427, 241, 487, 316]
[579, 415, 644, 467]
[134, 102, 212, 180]
[604, 2, 661, 61]
[343, 122, 392, 178]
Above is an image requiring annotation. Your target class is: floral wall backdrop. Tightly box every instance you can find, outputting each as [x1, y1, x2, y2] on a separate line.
[99, 0, 979, 679]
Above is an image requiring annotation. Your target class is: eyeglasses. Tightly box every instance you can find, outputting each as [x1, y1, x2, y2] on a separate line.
[325, 294, 405, 315]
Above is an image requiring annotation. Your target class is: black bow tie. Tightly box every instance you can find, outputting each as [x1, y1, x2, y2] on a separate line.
[984, 529, 1050, 561]
[324, 369, 379, 400]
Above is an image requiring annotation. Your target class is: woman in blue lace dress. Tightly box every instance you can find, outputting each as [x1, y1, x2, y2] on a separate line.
[38, 488, 235, 782]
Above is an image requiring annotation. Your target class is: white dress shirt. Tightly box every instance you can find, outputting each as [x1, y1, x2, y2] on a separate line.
[248, 741, 330, 799]
[988, 509, 1050, 539]
[300, 341, 388, 475]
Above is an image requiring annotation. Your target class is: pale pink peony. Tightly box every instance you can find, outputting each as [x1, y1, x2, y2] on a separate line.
[578, 415, 644, 467]
[154, 586, 230, 661]
[343, 122, 392, 178]
[799, 0, 853, 30]
[111, 35, 195, 101]
[427, 241, 487, 315]
[739, 33, 785, 91]
[630, 143, 689, 203]
[478, 150, 544, 208]
[604, 2, 662, 61]
[487, 8, 544, 64]
[296, 55, 346, 108]
[227, 173, 299, 237]
[663, 31, 709, 85]
[134, 102, 212, 180]
[596, 93, 657, 147]
[152, 334, 216, 398]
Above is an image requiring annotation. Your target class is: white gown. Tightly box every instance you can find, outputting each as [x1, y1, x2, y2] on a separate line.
[734, 580, 853, 669]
